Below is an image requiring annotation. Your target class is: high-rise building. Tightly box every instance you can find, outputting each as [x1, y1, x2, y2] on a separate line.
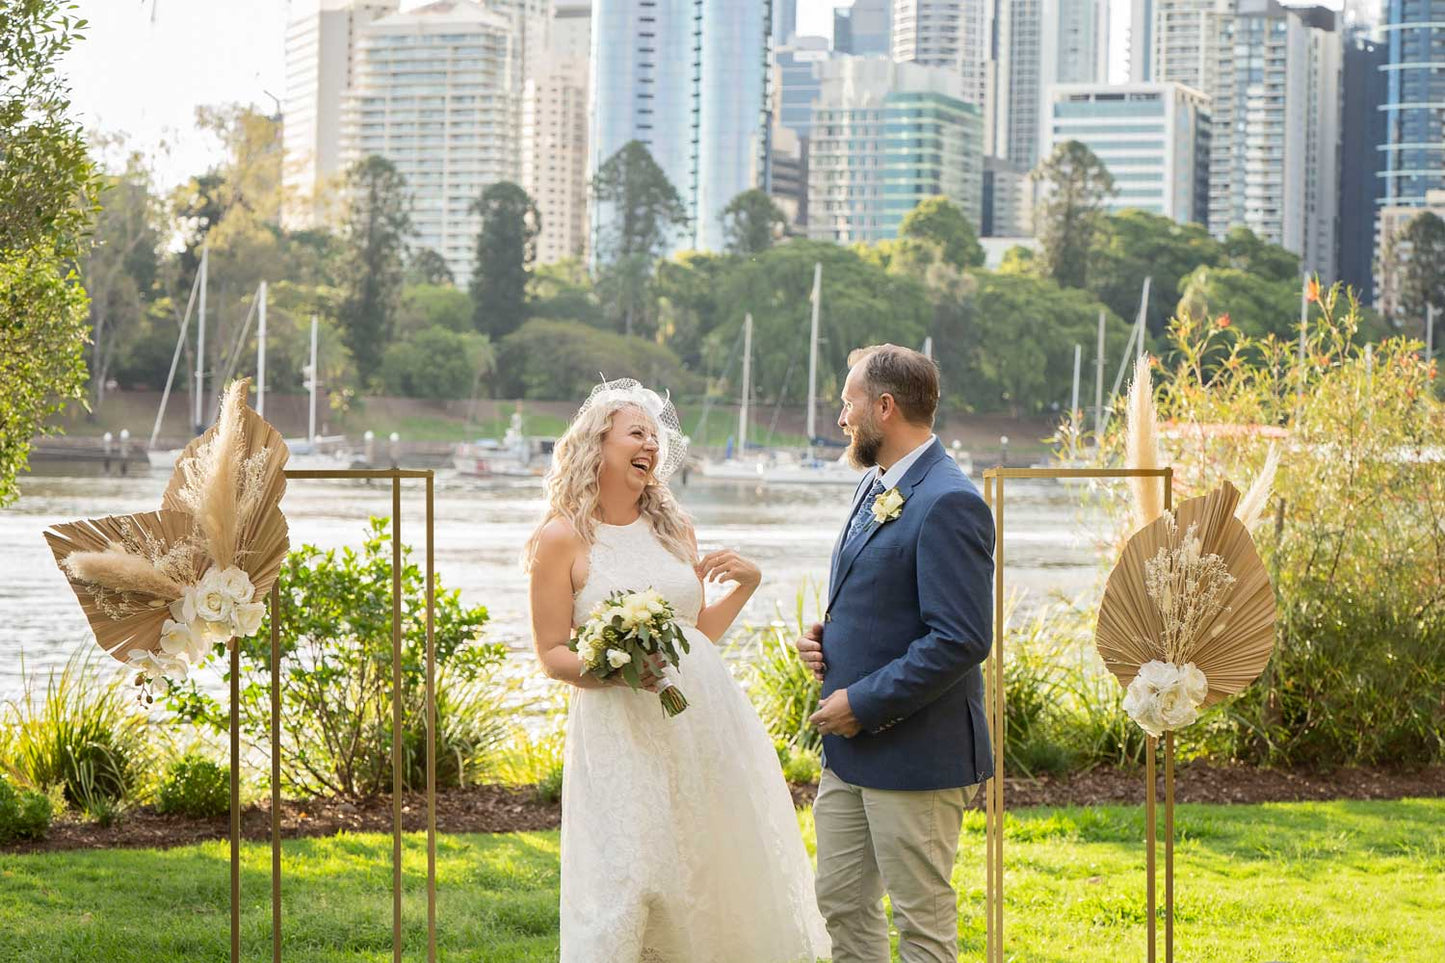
[775, 0, 798, 45]
[1380, 0, 1445, 212]
[807, 57, 984, 244]
[588, 0, 772, 255]
[281, 0, 400, 229]
[982, 155, 1033, 236]
[891, 1, 992, 108]
[522, 3, 591, 265]
[1146, 0, 1227, 91]
[1375, 190, 1445, 320]
[994, 0, 1108, 169]
[771, 36, 831, 227]
[342, 0, 521, 286]
[834, 0, 893, 55]
[1043, 82, 1211, 224]
[1339, 27, 1386, 301]
[1207, 0, 1341, 278]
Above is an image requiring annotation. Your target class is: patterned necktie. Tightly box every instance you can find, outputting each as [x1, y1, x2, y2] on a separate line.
[845, 478, 887, 547]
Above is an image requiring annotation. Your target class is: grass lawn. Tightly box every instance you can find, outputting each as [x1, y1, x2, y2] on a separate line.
[2, 799, 1441, 962]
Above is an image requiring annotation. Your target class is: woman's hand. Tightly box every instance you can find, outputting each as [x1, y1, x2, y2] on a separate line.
[695, 549, 762, 589]
[605, 651, 667, 693]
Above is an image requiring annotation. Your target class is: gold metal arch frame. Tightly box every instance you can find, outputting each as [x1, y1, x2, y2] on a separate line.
[228, 468, 438, 963]
[981, 466, 1175, 963]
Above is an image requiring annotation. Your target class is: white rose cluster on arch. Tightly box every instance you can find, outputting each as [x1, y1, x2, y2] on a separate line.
[1121, 660, 1209, 739]
[125, 565, 266, 694]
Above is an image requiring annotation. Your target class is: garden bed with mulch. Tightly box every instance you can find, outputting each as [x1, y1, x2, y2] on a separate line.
[7, 763, 1443, 855]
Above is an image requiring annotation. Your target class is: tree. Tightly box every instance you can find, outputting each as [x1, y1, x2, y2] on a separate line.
[337, 155, 412, 383]
[407, 247, 453, 286]
[470, 181, 540, 339]
[0, 0, 99, 506]
[936, 272, 1127, 416]
[899, 196, 985, 269]
[1032, 140, 1116, 290]
[1176, 265, 1302, 341]
[721, 189, 787, 256]
[380, 326, 495, 399]
[1391, 212, 1445, 333]
[530, 258, 605, 327]
[997, 245, 1038, 276]
[1222, 226, 1300, 283]
[590, 142, 688, 336]
[396, 283, 473, 336]
[705, 240, 930, 405]
[1087, 210, 1222, 338]
[83, 150, 163, 408]
[495, 318, 701, 400]
[590, 141, 688, 262]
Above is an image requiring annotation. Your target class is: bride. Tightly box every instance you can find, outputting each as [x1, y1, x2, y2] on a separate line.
[525, 378, 829, 962]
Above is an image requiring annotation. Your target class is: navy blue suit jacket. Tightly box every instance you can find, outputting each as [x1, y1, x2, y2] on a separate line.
[819, 438, 995, 791]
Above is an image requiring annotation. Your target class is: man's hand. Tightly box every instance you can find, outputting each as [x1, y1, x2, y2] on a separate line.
[795, 621, 825, 680]
[809, 688, 861, 738]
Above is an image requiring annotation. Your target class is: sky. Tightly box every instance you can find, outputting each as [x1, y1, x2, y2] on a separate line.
[62, 0, 1135, 190]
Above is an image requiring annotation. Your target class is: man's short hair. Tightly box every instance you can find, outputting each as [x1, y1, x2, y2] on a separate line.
[847, 344, 940, 427]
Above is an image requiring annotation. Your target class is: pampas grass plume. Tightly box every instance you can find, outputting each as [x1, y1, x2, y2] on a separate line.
[1234, 444, 1280, 533]
[1126, 355, 1164, 531]
[62, 546, 184, 600]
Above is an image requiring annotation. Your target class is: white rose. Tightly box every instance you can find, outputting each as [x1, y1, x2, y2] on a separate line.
[230, 600, 266, 638]
[606, 649, 632, 669]
[159, 618, 195, 658]
[190, 579, 234, 623]
[1156, 682, 1199, 730]
[213, 566, 256, 604]
[624, 598, 652, 628]
[870, 487, 906, 524]
[1179, 663, 1209, 706]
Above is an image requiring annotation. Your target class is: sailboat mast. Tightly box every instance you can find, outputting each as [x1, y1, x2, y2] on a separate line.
[806, 262, 821, 457]
[193, 246, 208, 434]
[308, 315, 319, 443]
[738, 313, 752, 456]
[256, 280, 267, 417]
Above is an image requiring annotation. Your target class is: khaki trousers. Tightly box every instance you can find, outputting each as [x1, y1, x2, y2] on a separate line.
[814, 768, 976, 963]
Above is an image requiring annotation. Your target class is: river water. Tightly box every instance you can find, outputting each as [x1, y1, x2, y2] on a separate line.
[0, 471, 1115, 701]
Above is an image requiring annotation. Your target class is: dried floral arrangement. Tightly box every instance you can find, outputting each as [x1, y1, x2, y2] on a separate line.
[1096, 357, 1278, 738]
[45, 380, 290, 701]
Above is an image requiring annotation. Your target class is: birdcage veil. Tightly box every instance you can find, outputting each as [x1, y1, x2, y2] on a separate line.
[575, 376, 689, 481]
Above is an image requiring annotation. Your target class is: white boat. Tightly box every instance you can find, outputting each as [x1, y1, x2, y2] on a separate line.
[451, 412, 553, 477]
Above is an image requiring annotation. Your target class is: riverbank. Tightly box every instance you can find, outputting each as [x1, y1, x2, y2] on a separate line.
[41, 390, 1062, 462]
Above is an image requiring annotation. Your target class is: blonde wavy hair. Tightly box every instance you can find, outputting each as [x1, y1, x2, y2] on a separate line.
[523, 401, 696, 572]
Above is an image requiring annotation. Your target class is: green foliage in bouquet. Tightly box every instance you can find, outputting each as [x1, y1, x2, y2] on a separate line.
[1088, 287, 1445, 765]
[155, 754, 229, 819]
[569, 588, 691, 715]
[167, 518, 507, 797]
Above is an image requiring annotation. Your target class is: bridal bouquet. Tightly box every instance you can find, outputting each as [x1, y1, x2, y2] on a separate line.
[570, 588, 691, 716]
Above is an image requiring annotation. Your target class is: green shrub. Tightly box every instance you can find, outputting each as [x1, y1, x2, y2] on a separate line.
[734, 583, 823, 754]
[781, 748, 821, 785]
[0, 773, 51, 843]
[2, 652, 151, 808]
[156, 754, 229, 818]
[1086, 291, 1445, 765]
[491, 697, 567, 803]
[167, 518, 507, 797]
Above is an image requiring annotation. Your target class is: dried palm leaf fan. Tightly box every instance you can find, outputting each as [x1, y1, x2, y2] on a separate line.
[44, 511, 204, 663]
[43, 380, 290, 694]
[1095, 357, 1277, 736]
[163, 378, 291, 601]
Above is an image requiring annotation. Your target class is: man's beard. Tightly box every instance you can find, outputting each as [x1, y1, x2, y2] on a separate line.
[844, 417, 884, 469]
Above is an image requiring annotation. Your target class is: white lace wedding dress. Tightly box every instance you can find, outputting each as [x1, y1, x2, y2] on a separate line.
[560, 516, 829, 962]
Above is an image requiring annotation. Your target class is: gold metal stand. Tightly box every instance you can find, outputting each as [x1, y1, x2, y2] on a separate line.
[981, 466, 1173, 963]
[230, 468, 438, 962]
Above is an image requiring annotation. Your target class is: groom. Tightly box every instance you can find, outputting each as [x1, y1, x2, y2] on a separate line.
[797, 344, 994, 962]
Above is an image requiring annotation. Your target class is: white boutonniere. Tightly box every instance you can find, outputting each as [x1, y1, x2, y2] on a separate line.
[870, 487, 905, 526]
